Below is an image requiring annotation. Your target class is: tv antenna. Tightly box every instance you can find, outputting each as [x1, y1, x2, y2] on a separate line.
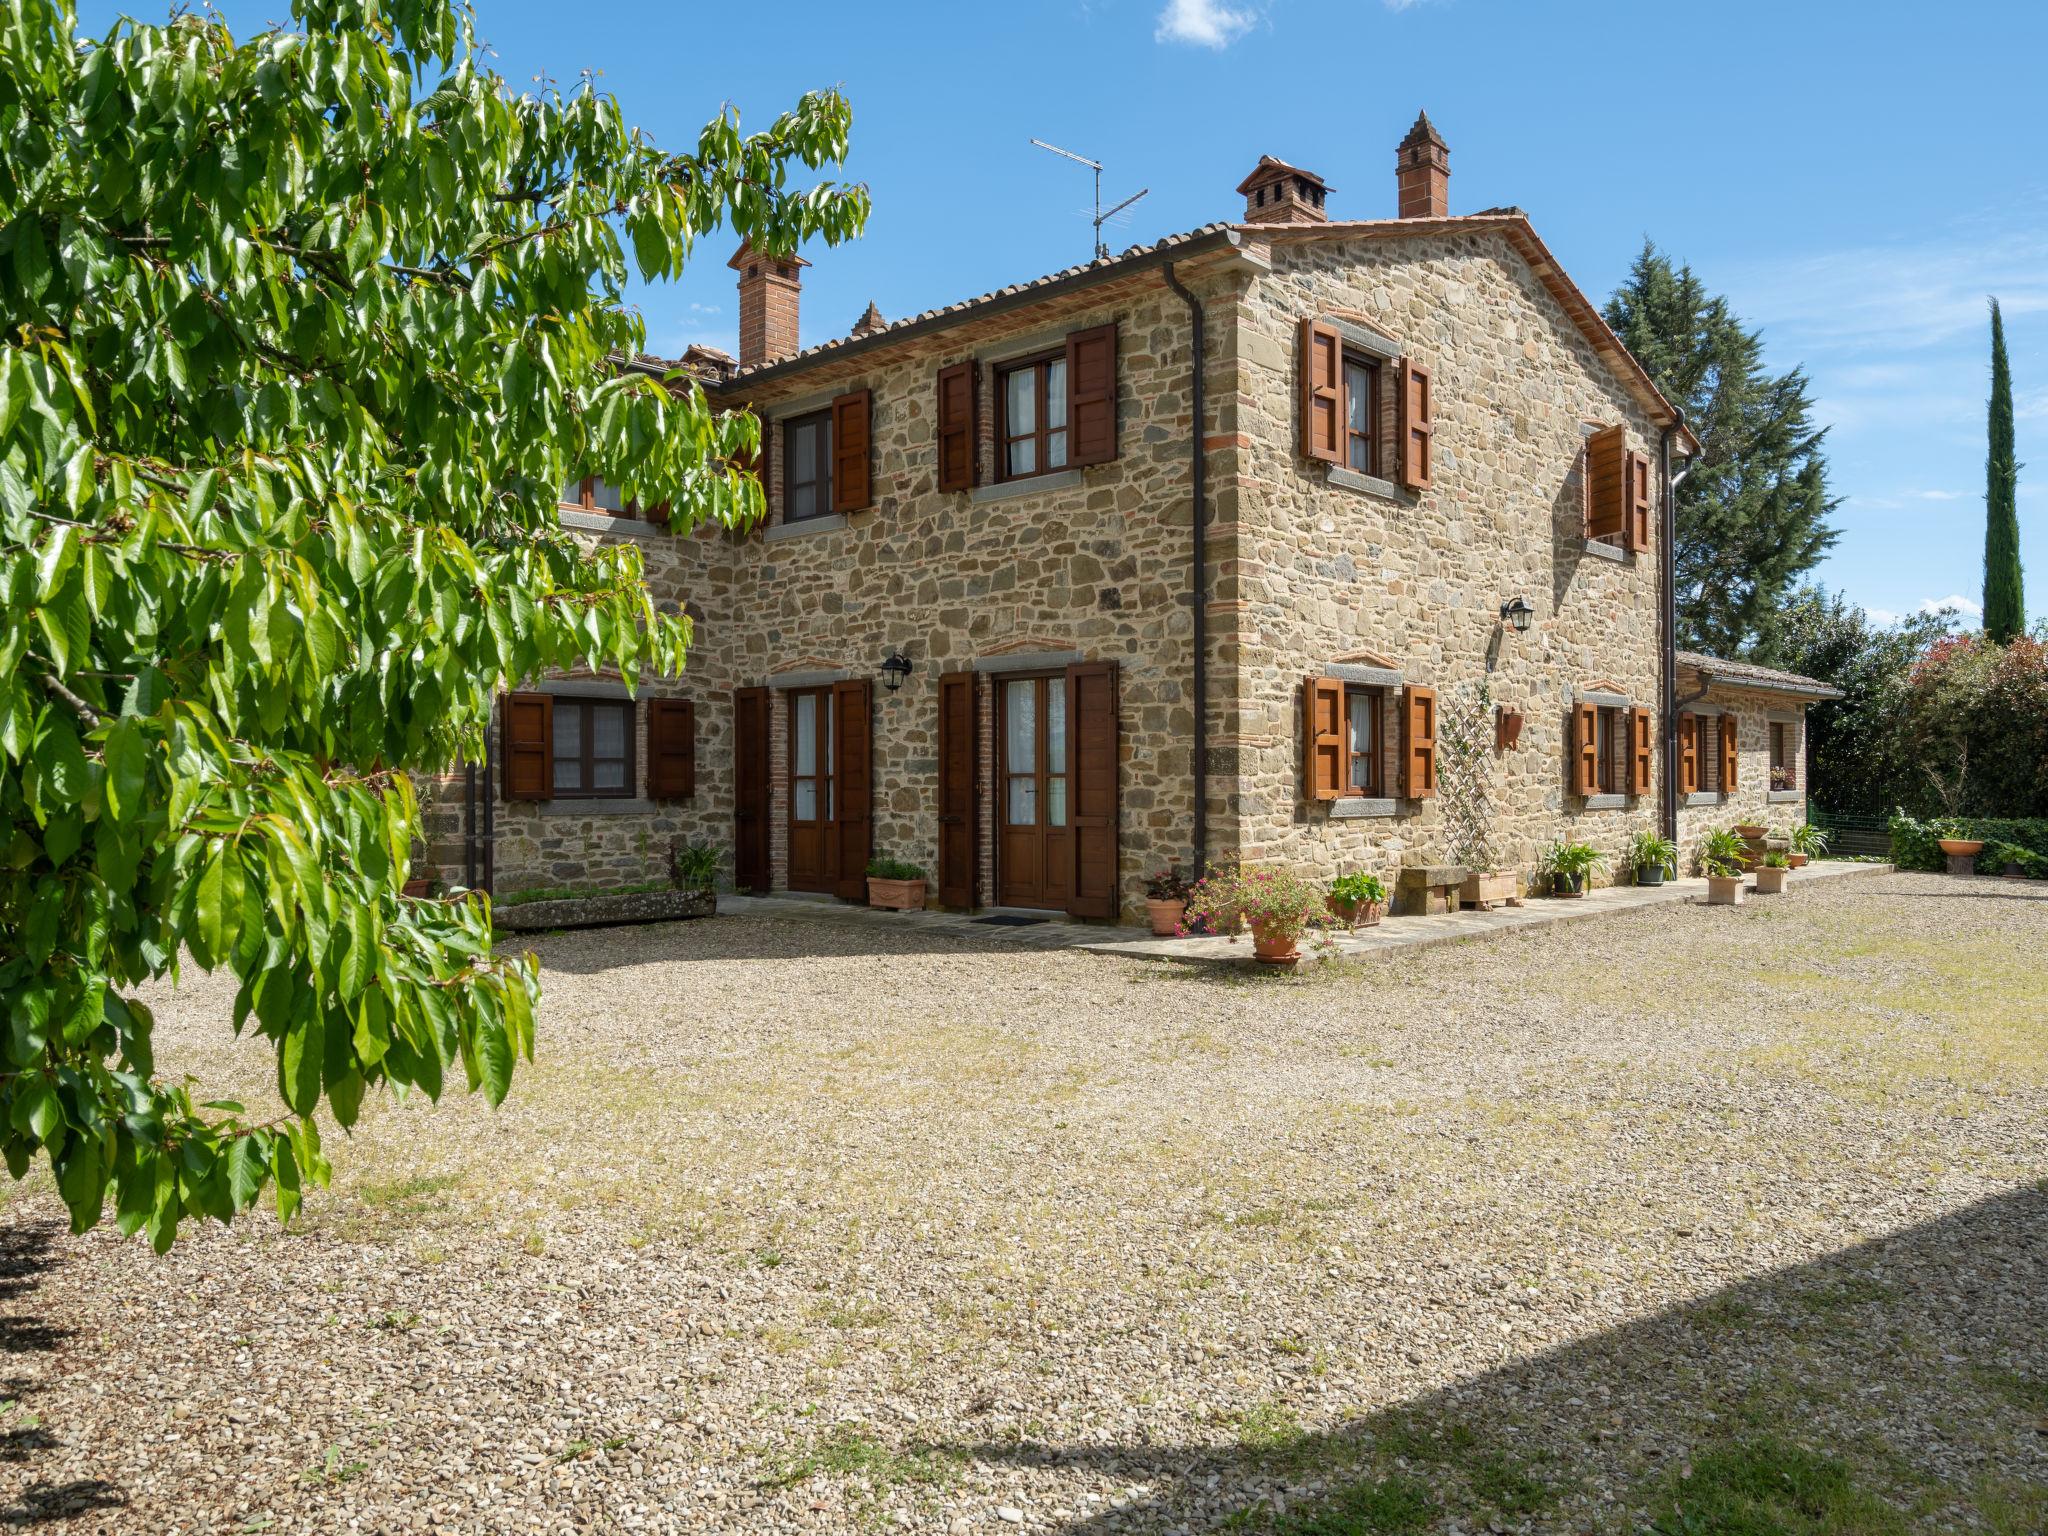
[1030, 139, 1149, 261]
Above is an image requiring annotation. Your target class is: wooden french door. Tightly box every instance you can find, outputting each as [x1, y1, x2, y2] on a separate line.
[785, 680, 871, 898]
[733, 687, 771, 892]
[996, 675, 1072, 909]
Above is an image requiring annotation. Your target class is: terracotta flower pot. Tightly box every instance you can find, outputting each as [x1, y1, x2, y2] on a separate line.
[1326, 896, 1385, 930]
[1249, 920, 1301, 967]
[1146, 898, 1186, 937]
[1705, 874, 1746, 906]
[1753, 866, 1789, 894]
[1786, 852, 1809, 868]
[866, 877, 927, 911]
[1735, 824, 1768, 840]
[1937, 838, 1985, 857]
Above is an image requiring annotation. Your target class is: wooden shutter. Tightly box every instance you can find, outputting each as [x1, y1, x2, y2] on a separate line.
[732, 687, 771, 891]
[1573, 701, 1600, 797]
[831, 678, 872, 899]
[1624, 449, 1653, 554]
[1678, 712, 1698, 795]
[501, 692, 553, 801]
[936, 671, 978, 909]
[935, 361, 977, 493]
[1585, 425, 1626, 542]
[830, 388, 872, 514]
[1299, 318, 1342, 465]
[1066, 323, 1118, 467]
[1630, 706, 1654, 797]
[1396, 358, 1433, 491]
[1720, 713, 1739, 792]
[1401, 683, 1437, 799]
[646, 698, 695, 800]
[1302, 677, 1344, 801]
[1065, 661, 1120, 919]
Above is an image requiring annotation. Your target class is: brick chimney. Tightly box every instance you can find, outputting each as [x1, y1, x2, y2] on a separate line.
[1396, 111, 1449, 219]
[729, 242, 807, 366]
[1235, 156, 1330, 224]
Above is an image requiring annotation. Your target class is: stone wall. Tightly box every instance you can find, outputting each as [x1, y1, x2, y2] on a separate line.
[1674, 674, 1811, 862]
[1220, 229, 1668, 894]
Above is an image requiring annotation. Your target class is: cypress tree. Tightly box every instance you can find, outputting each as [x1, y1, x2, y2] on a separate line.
[1605, 243, 1839, 659]
[1983, 298, 2025, 642]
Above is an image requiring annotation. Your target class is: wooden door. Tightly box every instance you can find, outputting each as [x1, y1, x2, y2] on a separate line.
[996, 674, 1071, 909]
[937, 672, 978, 908]
[832, 679, 872, 900]
[1065, 661, 1119, 920]
[786, 686, 835, 893]
[732, 687, 770, 892]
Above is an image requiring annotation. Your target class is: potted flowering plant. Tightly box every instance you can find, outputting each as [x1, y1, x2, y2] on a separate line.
[1699, 828, 1750, 905]
[1144, 864, 1195, 936]
[1182, 864, 1329, 967]
[865, 856, 928, 911]
[1326, 871, 1388, 930]
[1753, 849, 1791, 895]
[1626, 830, 1678, 887]
[1787, 822, 1829, 868]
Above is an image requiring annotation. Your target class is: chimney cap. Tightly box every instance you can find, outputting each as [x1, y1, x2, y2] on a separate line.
[727, 240, 810, 275]
[1399, 110, 1448, 152]
[850, 300, 888, 338]
[1234, 154, 1333, 197]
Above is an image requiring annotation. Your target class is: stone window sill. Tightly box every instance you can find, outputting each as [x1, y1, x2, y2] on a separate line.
[764, 513, 847, 542]
[1582, 538, 1630, 564]
[1326, 465, 1404, 501]
[1331, 797, 1399, 819]
[1684, 792, 1723, 808]
[970, 468, 1084, 505]
[1768, 788, 1802, 803]
[1582, 793, 1632, 811]
[560, 509, 664, 541]
[537, 797, 665, 818]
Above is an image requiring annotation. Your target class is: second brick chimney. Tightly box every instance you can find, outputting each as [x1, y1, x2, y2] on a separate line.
[729, 242, 807, 367]
[1396, 111, 1449, 219]
[1236, 156, 1330, 224]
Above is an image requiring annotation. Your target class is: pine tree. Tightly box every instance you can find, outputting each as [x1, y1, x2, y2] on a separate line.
[1605, 243, 1839, 658]
[1984, 298, 2025, 643]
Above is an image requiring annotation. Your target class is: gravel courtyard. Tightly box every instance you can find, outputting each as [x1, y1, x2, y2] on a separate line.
[4, 870, 2045, 1534]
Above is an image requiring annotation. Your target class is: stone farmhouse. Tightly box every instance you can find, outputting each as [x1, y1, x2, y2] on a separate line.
[422, 114, 1841, 921]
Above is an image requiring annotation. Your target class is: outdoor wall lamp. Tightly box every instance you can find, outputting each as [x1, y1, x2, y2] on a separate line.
[1499, 596, 1535, 634]
[880, 648, 915, 692]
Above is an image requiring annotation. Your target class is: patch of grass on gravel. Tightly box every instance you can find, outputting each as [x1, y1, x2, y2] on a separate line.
[1640, 1435, 1908, 1535]
[761, 1425, 962, 1493]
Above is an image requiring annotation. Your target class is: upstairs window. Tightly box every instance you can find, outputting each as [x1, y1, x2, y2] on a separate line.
[560, 476, 659, 521]
[783, 409, 834, 521]
[998, 352, 1069, 480]
[1344, 354, 1381, 477]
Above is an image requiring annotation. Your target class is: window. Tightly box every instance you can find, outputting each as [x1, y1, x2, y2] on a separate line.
[997, 352, 1068, 481]
[559, 476, 656, 520]
[782, 409, 833, 521]
[1345, 685, 1383, 796]
[1770, 720, 1796, 791]
[1595, 706, 1620, 794]
[551, 698, 634, 798]
[1698, 714, 1721, 794]
[1343, 354, 1380, 476]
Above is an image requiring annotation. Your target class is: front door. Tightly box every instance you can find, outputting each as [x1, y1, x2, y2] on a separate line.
[787, 687, 835, 893]
[997, 675, 1070, 909]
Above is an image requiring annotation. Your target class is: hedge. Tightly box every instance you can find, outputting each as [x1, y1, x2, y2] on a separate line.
[1888, 810, 2048, 873]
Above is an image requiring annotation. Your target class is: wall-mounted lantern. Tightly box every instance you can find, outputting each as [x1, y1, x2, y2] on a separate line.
[1499, 596, 1535, 634]
[879, 648, 915, 693]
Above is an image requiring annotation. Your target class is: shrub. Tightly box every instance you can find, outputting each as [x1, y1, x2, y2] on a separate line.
[1888, 811, 2048, 872]
[864, 856, 927, 882]
[1183, 864, 1329, 945]
[668, 838, 722, 892]
[1789, 822, 1831, 857]
[1328, 871, 1387, 906]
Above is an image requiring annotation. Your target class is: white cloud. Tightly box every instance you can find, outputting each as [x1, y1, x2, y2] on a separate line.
[1866, 607, 1902, 627]
[1917, 594, 1982, 618]
[1154, 0, 1256, 48]
[1912, 489, 1966, 501]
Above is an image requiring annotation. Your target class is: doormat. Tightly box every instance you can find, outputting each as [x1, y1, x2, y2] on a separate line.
[973, 914, 1049, 927]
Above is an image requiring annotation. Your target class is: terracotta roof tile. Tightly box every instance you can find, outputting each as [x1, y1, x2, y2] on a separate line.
[1677, 651, 1844, 700]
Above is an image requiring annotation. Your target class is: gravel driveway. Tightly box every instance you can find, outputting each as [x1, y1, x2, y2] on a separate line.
[4, 870, 2044, 1534]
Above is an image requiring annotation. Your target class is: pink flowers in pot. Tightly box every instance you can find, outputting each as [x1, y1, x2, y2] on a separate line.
[1180, 863, 1332, 947]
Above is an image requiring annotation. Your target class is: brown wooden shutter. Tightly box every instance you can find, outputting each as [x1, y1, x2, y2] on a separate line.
[646, 698, 695, 800]
[1720, 713, 1739, 792]
[830, 388, 872, 514]
[732, 687, 771, 891]
[501, 692, 553, 801]
[830, 679, 872, 899]
[1624, 449, 1653, 553]
[1573, 701, 1600, 797]
[1586, 425, 1626, 542]
[936, 671, 978, 909]
[1678, 712, 1698, 795]
[935, 361, 977, 493]
[1396, 358, 1433, 491]
[1299, 318, 1342, 465]
[1066, 324, 1118, 466]
[1302, 677, 1344, 801]
[1401, 683, 1438, 799]
[1066, 661, 1120, 919]
[1630, 706, 1654, 797]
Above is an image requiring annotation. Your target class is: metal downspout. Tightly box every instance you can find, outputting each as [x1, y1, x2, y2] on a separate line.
[1658, 425, 1690, 842]
[1162, 261, 1208, 871]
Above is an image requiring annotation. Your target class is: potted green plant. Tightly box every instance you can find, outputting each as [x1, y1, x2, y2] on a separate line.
[1626, 830, 1678, 887]
[1753, 849, 1791, 895]
[1182, 864, 1329, 967]
[1932, 816, 1985, 860]
[1326, 871, 1388, 930]
[669, 837, 723, 915]
[1144, 864, 1195, 936]
[865, 856, 929, 911]
[1699, 828, 1750, 906]
[1540, 839, 1607, 898]
[1787, 822, 1829, 869]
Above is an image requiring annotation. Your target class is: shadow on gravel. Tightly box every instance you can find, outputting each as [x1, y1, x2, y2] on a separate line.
[525, 912, 1106, 973]
[965, 1183, 2048, 1533]
[0, 1218, 127, 1524]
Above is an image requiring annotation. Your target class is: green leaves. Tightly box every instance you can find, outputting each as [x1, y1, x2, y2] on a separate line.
[0, 0, 867, 1246]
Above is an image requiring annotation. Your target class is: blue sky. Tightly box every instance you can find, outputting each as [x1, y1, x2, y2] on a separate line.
[88, 0, 2048, 629]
